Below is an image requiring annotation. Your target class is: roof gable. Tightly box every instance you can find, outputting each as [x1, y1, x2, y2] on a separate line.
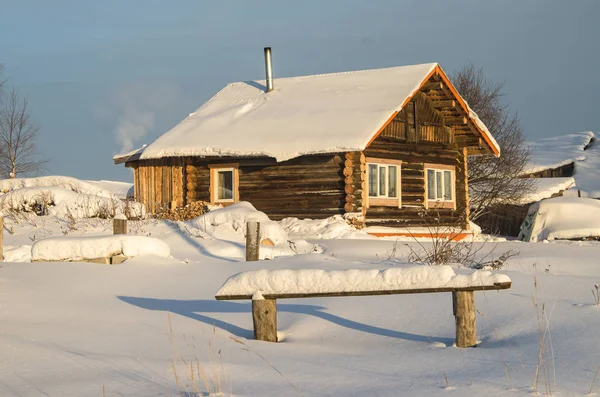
[124, 62, 498, 163]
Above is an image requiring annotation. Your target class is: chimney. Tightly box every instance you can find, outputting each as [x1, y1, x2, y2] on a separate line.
[264, 47, 274, 93]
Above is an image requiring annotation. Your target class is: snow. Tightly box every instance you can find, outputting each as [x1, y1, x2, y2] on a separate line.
[525, 131, 600, 198]
[519, 196, 600, 242]
[280, 215, 372, 240]
[185, 201, 288, 245]
[132, 63, 498, 163]
[84, 180, 133, 199]
[0, 175, 114, 197]
[31, 235, 171, 261]
[0, 186, 145, 218]
[517, 177, 575, 204]
[215, 266, 510, 297]
[524, 131, 593, 174]
[3, 245, 32, 262]
[4, 178, 600, 396]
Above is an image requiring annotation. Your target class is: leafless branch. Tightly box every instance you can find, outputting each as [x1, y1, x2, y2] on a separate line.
[451, 63, 535, 221]
[0, 87, 47, 178]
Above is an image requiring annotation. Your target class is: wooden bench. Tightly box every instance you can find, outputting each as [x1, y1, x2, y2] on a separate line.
[215, 268, 511, 348]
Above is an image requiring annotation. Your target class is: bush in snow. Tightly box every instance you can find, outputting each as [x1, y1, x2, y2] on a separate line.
[0, 186, 145, 219]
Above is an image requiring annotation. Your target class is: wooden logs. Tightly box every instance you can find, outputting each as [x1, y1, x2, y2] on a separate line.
[422, 81, 444, 91]
[246, 221, 260, 262]
[113, 218, 127, 235]
[431, 100, 456, 109]
[454, 291, 476, 347]
[445, 116, 467, 125]
[252, 298, 277, 342]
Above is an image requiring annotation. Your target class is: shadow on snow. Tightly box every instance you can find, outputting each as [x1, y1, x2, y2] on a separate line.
[118, 296, 454, 345]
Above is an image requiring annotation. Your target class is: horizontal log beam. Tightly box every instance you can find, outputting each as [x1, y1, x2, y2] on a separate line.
[431, 100, 456, 109]
[445, 116, 467, 125]
[216, 282, 511, 301]
[422, 81, 444, 91]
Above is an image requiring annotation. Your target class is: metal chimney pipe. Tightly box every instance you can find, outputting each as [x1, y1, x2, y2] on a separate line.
[264, 47, 274, 93]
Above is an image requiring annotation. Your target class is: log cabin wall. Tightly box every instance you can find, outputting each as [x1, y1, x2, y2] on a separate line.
[362, 91, 469, 229]
[127, 158, 185, 214]
[184, 154, 346, 220]
[238, 154, 345, 220]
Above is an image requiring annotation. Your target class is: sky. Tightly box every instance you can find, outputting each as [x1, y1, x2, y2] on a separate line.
[0, 0, 599, 182]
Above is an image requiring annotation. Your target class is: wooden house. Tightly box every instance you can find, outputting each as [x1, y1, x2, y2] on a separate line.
[114, 54, 500, 236]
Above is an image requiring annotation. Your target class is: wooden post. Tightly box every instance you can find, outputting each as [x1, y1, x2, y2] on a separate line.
[252, 298, 277, 342]
[113, 217, 127, 235]
[0, 217, 3, 261]
[454, 290, 476, 347]
[246, 221, 260, 261]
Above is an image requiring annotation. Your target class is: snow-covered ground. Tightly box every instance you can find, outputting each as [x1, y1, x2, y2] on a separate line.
[2, 203, 600, 396]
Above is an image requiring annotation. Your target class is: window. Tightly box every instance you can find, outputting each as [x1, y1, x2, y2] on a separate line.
[368, 163, 399, 199]
[210, 164, 239, 203]
[426, 168, 454, 202]
[217, 169, 234, 200]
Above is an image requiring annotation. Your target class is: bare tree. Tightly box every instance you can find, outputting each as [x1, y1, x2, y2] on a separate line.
[451, 63, 534, 221]
[0, 88, 46, 178]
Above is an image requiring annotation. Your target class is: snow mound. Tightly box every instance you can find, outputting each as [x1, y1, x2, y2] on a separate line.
[216, 266, 510, 297]
[280, 215, 371, 240]
[31, 235, 170, 262]
[3, 245, 32, 262]
[0, 176, 114, 198]
[185, 202, 287, 244]
[0, 186, 145, 218]
[519, 197, 600, 242]
[85, 180, 134, 199]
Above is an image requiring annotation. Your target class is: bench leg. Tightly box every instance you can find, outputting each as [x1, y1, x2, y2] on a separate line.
[252, 298, 277, 342]
[454, 291, 476, 348]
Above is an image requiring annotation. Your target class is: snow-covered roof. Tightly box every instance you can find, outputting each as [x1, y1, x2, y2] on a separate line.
[525, 131, 593, 174]
[525, 131, 600, 198]
[121, 63, 498, 163]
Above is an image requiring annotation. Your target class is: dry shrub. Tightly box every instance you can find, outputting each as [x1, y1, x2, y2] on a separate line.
[155, 201, 209, 221]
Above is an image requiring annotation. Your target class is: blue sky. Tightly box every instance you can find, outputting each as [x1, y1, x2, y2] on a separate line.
[1, 0, 598, 182]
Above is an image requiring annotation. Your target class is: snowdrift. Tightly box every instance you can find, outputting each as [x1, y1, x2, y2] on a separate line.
[519, 197, 600, 242]
[216, 266, 511, 297]
[31, 235, 170, 262]
[0, 176, 144, 218]
[185, 202, 288, 244]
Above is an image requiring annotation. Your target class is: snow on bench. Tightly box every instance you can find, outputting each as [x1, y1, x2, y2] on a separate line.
[215, 266, 511, 347]
[31, 235, 170, 264]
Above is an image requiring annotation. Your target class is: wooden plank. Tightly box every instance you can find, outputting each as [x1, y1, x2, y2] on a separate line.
[246, 221, 260, 261]
[252, 299, 277, 342]
[113, 219, 127, 235]
[454, 290, 476, 347]
[216, 281, 511, 300]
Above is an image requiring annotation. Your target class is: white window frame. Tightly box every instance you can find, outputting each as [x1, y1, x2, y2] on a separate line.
[365, 158, 402, 208]
[424, 165, 455, 209]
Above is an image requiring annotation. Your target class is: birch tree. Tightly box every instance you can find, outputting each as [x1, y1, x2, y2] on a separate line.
[0, 88, 46, 178]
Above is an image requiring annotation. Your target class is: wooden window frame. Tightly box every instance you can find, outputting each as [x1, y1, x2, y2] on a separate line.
[365, 157, 402, 208]
[424, 163, 456, 210]
[209, 163, 240, 204]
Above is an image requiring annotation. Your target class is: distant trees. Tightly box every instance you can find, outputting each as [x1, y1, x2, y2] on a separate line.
[451, 63, 534, 221]
[0, 64, 46, 178]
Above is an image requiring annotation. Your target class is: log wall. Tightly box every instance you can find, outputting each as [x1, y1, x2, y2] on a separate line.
[363, 134, 468, 228]
[237, 155, 345, 220]
[129, 158, 185, 214]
